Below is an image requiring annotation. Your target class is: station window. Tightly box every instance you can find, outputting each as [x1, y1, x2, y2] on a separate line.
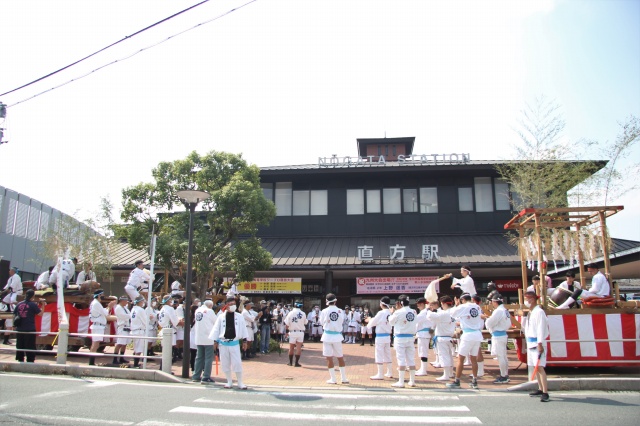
[383, 188, 401, 214]
[275, 182, 292, 216]
[494, 179, 511, 210]
[474, 177, 494, 212]
[403, 188, 418, 213]
[310, 190, 328, 215]
[366, 189, 381, 213]
[293, 190, 310, 216]
[458, 187, 473, 212]
[419, 187, 438, 213]
[261, 183, 273, 201]
[347, 189, 365, 215]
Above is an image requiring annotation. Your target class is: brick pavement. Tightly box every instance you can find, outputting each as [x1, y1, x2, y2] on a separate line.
[1, 338, 530, 390]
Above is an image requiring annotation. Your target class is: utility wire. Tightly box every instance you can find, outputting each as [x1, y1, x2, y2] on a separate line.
[6, 0, 258, 108]
[0, 0, 210, 97]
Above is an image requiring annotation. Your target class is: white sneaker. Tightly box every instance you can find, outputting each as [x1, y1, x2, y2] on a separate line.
[326, 379, 337, 384]
[370, 374, 384, 380]
[415, 369, 427, 376]
[431, 362, 442, 368]
[341, 379, 350, 384]
[407, 381, 416, 387]
[391, 381, 405, 388]
[436, 374, 449, 381]
[384, 373, 393, 378]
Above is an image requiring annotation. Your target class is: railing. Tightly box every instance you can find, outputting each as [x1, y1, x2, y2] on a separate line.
[0, 327, 174, 373]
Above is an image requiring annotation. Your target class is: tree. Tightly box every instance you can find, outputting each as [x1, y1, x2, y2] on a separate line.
[495, 96, 602, 211]
[35, 196, 116, 283]
[573, 115, 640, 206]
[120, 151, 276, 298]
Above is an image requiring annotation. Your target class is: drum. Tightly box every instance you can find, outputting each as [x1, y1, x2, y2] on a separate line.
[548, 287, 574, 308]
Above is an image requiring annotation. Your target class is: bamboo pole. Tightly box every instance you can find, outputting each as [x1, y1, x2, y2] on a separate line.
[598, 211, 616, 303]
[519, 227, 527, 305]
[576, 224, 586, 288]
[534, 213, 547, 309]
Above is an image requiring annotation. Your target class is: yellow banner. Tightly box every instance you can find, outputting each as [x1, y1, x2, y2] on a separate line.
[237, 278, 302, 294]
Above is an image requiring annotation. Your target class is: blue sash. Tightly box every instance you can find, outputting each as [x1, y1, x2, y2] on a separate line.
[324, 330, 342, 335]
[462, 328, 481, 334]
[418, 328, 431, 333]
[218, 340, 240, 346]
[527, 337, 538, 343]
[492, 330, 507, 337]
[396, 334, 414, 338]
[375, 333, 390, 337]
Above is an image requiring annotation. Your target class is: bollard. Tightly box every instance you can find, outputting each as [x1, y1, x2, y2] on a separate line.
[161, 328, 173, 374]
[57, 323, 69, 365]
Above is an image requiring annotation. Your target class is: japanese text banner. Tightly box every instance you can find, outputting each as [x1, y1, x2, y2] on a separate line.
[356, 277, 438, 294]
[238, 278, 302, 294]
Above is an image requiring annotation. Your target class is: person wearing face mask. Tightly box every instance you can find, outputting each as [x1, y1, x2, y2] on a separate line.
[446, 294, 484, 389]
[88, 290, 116, 366]
[484, 294, 512, 384]
[342, 306, 351, 342]
[307, 305, 322, 342]
[273, 303, 285, 343]
[523, 291, 550, 402]
[145, 296, 159, 356]
[158, 294, 181, 363]
[414, 297, 435, 376]
[193, 300, 217, 384]
[130, 296, 148, 368]
[360, 307, 374, 346]
[347, 305, 361, 344]
[209, 296, 249, 389]
[241, 300, 256, 359]
[366, 296, 393, 380]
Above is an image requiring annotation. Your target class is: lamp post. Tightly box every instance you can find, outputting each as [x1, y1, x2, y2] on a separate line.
[176, 189, 210, 379]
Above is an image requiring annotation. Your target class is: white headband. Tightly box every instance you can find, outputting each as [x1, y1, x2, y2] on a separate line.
[462, 268, 471, 275]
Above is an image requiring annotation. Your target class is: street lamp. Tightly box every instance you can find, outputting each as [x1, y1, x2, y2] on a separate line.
[176, 189, 210, 379]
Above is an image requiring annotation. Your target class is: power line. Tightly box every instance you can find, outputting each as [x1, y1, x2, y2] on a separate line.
[0, 0, 211, 97]
[6, 0, 258, 108]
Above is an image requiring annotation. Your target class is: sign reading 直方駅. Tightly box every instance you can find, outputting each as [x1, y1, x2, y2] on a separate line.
[319, 153, 470, 167]
[356, 276, 438, 294]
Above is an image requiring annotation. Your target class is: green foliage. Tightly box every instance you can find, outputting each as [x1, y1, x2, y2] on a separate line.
[120, 151, 276, 298]
[495, 96, 603, 211]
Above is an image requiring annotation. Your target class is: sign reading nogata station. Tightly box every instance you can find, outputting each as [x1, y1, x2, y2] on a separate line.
[319, 153, 470, 167]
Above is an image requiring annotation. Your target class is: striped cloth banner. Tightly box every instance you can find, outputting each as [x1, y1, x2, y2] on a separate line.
[34, 302, 90, 336]
[516, 313, 640, 367]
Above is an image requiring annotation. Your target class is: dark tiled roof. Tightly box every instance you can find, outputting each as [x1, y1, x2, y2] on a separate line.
[87, 241, 150, 268]
[262, 234, 520, 267]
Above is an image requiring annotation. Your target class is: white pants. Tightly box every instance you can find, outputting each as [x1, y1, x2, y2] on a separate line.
[245, 327, 254, 342]
[527, 345, 547, 368]
[124, 285, 140, 301]
[374, 338, 392, 364]
[176, 327, 184, 340]
[91, 326, 105, 342]
[2, 291, 21, 305]
[458, 339, 481, 358]
[219, 343, 243, 373]
[147, 324, 158, 338]
[116, 329, 131, 346]
[436, 338, 454, 368]
[491, 335, 509, 377]
[417, 335, 431, 359]
[322, 341, 344, 358]
[288, 331, 304, 344]
[131, 330, 146, 353]
[394, 339, 416, 368]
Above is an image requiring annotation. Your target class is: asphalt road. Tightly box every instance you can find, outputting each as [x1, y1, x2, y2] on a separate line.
[0, 373, 638, 425]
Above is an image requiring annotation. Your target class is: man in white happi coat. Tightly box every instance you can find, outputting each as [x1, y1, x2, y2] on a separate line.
[557, 271, 581, 292]
[366, 296, 393, 380]
[35, 266, 54, 290]
[307, 305, 322, 342]
[427, 296, 457, 381]
[2, 267, 22, 344]
[484, 294, 512, 384]
[125, 260, 149, 301]
[158, 294, 181, 362]
[170, 280, 185, 297]
[447, 265, 477, 296]
[145, 296, 159, 356]
[346, 305, 360, 344]
[557, 263, 610, 309]
[446, 294, 484, 389]
[130, 296, 149, 368]
[174, 297, 185, 359]
[209, 297, 249, 389]
[193, 300, 217, 384]
[388, 294, 418, 388]
[113, 295, 132, 365]
[523, 291, 550, 402]
[241, 300, 256, 359]
[320, 293, 349, 384]
[88, 289, 116, 365]
[284, 301, 308, 367]
[414, 297, 436, 376]
[76, 262, 97, 286]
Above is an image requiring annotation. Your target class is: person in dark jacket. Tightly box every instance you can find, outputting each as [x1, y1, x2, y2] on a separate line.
[14, 289, 45, 362]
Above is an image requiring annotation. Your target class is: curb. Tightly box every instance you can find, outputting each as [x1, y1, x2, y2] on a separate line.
[0, 362, 182, 383]
[507, 378, 640, 392]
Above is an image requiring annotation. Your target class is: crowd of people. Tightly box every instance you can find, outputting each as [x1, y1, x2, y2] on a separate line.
[2, 261, 614, 402]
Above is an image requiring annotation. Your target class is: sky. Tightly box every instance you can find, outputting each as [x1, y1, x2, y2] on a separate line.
[1, 0, 639, 239]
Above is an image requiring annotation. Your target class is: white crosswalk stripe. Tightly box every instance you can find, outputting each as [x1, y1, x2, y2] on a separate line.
[160, 391, 482, 424]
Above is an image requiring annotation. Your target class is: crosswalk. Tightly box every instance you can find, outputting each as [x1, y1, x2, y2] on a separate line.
[159, 390, 482, 425]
